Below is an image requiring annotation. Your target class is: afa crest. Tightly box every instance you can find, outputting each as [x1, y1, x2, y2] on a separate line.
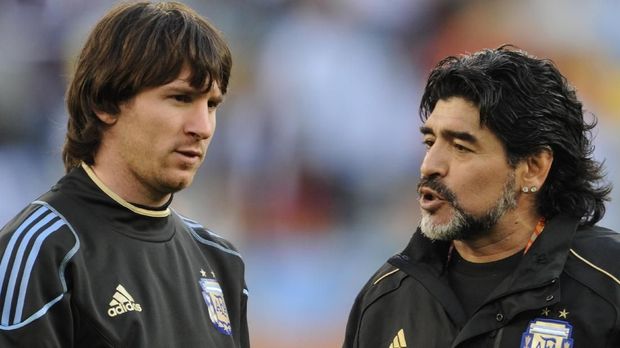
[199, 278, 232, 335]
[520, 319, 574, 348]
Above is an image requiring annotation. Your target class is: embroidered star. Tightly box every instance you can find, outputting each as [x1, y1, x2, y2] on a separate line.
[200, 269, 207, 277]
[541, 307, 551, 316]
[558, 309, 569, 318]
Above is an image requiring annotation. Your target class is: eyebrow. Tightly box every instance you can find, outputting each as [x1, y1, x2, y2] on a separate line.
[164, 85, 224, 103]
[419, 126, 479, 144]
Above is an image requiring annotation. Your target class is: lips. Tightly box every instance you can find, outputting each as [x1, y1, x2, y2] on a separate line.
[418, 186, 447, 213]
[176, 149, 202, 158]
[174, 148, 204, 164]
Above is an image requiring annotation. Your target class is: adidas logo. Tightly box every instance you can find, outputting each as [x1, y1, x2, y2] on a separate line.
[388, 329, 407, 348]
[107, 284, 142, 317]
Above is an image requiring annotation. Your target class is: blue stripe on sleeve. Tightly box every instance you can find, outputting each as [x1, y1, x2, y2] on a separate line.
[0, 207, 49, 300]
[0, 201, 80, 330]
[1, 212, 57, 325]
[0, 293, 64, 331]
[13, 219, 66, 323]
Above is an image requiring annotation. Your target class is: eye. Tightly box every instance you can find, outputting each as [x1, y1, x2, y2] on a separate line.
[422, 139, 434, 149]
[172, 94, 193, 103]
[453, 143, 471, 152]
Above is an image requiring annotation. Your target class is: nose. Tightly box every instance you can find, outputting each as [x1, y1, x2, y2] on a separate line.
[185, 102, 215, 140]
[419, 144, 448, 179]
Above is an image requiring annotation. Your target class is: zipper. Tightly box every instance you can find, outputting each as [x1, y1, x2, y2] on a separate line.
[493, 327, 504, 348]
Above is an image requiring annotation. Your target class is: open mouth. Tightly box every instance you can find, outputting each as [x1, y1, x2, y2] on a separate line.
[419, 187, 448, 212]
[419, 187, 444, 201]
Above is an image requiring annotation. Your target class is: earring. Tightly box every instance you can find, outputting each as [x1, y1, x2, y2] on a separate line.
[530, 186, 538, 193]
[522, 186, 529, 193]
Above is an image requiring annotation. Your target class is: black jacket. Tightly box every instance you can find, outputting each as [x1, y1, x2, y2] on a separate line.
[344, 215, 620, 347]
[0, 165, 249, 347]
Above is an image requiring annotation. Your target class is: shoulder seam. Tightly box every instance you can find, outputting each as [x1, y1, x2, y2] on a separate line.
[570, 248, 620, 286]
[177, 213, 226, 240]
[373, 268, 400, 285]
[175, 213, 242, 259]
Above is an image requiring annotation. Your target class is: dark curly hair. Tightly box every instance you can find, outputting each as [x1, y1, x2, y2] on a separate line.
[419, 45, 611, 225]
[63, 1, 232, 171]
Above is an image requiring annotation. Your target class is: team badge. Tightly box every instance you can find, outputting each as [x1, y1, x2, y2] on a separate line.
[520, 319, 574, 348]
[199, 278, 232, 335]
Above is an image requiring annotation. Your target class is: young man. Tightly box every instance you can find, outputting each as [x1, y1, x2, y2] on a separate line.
[344, 46, 620, 347]
[0, 2, 249, 347]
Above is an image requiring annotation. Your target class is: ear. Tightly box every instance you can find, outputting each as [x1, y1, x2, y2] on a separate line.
[95, 110, 118, 125]
[518, 147, 554, 191]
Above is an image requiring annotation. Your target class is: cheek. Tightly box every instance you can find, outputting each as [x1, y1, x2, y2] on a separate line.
[119, 125, 167, 161]
[452, 172, 507, 210]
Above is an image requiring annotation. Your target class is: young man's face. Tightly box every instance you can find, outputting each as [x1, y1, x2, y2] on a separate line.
[101, 68, 222, 201]
[418, 97, 518, 241]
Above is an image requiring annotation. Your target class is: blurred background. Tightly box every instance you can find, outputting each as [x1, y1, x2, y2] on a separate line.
[1, 0, 619, 346]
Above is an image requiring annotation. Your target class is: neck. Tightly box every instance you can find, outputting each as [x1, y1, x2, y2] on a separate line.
[452, 210, 542, 263]
[89, 162, 171, 207]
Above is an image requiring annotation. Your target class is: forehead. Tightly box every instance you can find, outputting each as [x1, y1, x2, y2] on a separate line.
[424, 97, 481, 131]
[423, 97, 505, 149]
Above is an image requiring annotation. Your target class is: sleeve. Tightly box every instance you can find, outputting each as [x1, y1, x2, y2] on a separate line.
[342, 286, 367, 348]
[343, 263, 401, 348]
[0, 203, 79, 347]
[240, 282, 250, 348]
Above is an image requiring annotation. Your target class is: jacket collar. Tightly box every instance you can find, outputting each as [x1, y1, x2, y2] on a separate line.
[498, 214, 579, 295]
[389, 215, 580, 327]
[397, 214, 579, 281]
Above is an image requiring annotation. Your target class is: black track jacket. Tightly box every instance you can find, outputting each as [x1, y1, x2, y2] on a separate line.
[344, 215, 620, 347]
[0, 165, 249, 347]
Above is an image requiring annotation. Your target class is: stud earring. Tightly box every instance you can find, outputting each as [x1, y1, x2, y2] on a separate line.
[522, 186, 529, 193]
[530, 186, 538, 193]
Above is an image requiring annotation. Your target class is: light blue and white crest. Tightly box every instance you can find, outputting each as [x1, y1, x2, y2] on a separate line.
[199, 278, 232, 336]
[520, 319, 574, 348]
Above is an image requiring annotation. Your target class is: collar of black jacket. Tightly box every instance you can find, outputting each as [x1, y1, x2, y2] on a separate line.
[388, 215, 580, 330]
[394, 214, 579, 281]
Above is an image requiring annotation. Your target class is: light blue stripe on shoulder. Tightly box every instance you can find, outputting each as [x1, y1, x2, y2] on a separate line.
[185, 221, 203, 229]
[182, 224, 242, 259]
[32, 201, 80, 294]
[1, 212, 58, 325]
[14, 219, 66, 323]
[0, 201, 80, 330]
[204, 228, 226, 240]
[177, 213, 200, 226]
[0, 294, 63, 331]
[0, 206, 49, 300]
[175, 211, 230, 244]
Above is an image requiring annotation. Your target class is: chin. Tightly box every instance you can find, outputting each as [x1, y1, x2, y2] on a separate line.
[173, 178, 193, 191]
[419, 210, 466, 241]
[159, 175, 193, 193]
[168, 168, 197, 188]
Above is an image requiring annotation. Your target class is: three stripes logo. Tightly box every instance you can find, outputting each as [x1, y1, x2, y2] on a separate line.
[388, 329, 407, 348]
[107, 284, 142, 317]
[0, 205, 67, 327]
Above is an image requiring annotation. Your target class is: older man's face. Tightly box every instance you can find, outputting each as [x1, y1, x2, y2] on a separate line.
[417, 97, 518, 241]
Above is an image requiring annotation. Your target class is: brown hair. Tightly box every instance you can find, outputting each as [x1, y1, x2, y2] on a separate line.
[63, 1, 232, 171]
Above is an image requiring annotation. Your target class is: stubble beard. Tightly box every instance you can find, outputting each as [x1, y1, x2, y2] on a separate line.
[419, 172, 518, 241]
